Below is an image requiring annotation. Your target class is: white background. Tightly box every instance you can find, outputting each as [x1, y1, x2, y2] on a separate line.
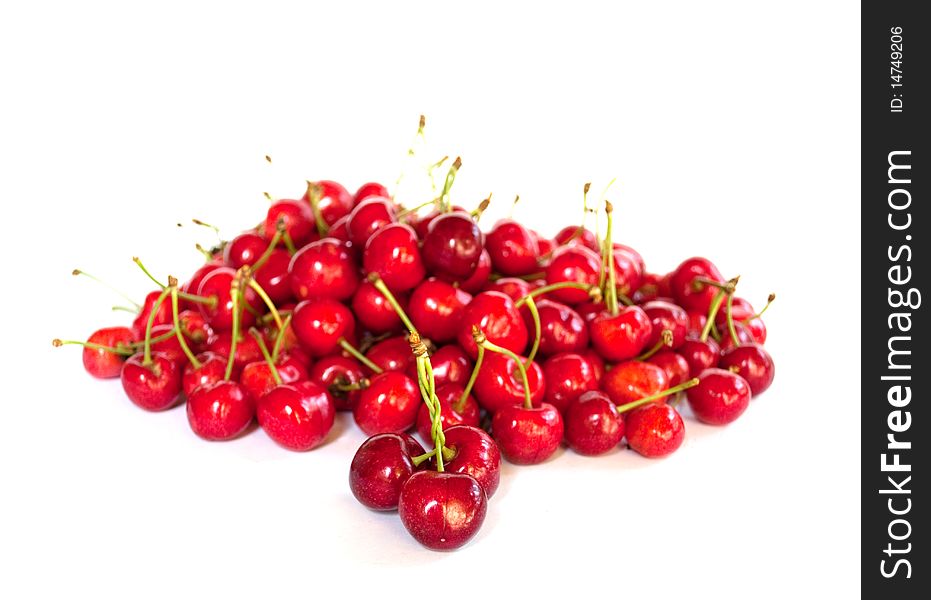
[1, 2, 860, 598]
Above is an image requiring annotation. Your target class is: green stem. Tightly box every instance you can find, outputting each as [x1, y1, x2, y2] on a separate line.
[603, 200, 618, 316]
[479, 333, 533, 410]
[614, 378, 700, 414]
[248, 278, 283, 330]
[170, 284, 201, 369]
[251, 228, 284, 272]
[133, 257, 167, 289]
[111, 305, 137, 314]
[339, 338, 383, 374]
[250, 329, 282, 385]
[282, 231, 298, 255]
[524, 295, 541, 368]
[700, 290, 727, 343]
[514, 281, 596, 308]
[306, 181, 328, 237]
[142, 288, 171, 366]
[636, 330, 673, 361]
[454, 344, 483, 413]
[368, 274, 417, 334]
[270, 313, 292, 364]
[396, 199, 437, 220]
[72, 269, 140, 309]
[439, 157, 462, 212]
[52, 339, 134, 356]
[743, 293, 776, 323]
[726, 293, 740, 347]
[224, 285, 241, 381]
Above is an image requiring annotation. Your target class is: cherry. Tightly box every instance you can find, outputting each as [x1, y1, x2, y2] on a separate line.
[408, 278, 471, 343]
[131, 290, 172, 339]
[483, 277, 531, 302]
[564, 390, 625, 456]
[687, 368, 752, 425]
[414, 384, 480, 442]
[289, 238, 360, 301]
[398, 470, 487, 550]
[180, 260, 224, 310]
[554, 225, 599, 252]
[472, 351, 545, 413]
[718, 322, 758, 353]
[457, 249, 492, 294]
[351, 281, 408, 335]
[308, 354, 365, 411]
[363, 335, 415, 374]
[625, 403, 685, 458]
[542, 352, 599, 413]
[207, 329, 263, 372]
[303, 180, 354, 227]
[533, 231, 555, 265]
[718, 343, 775, 395]
[602, 360, 669, 407]
[642, 300, 689, 349]
[349, 432, 425, 510]
[491, 402, 563, 465]
[544, 246, 602, 304]
[120, 352, 182, 411]
[363, 223, 426, 292]
[186, 380, 254, 441]
[589, 305, 653, 362]
[182, 351, 228, 397]
[407, 344, 472, 388]
[436, 425, 501, 498]
[648, 351, 691, 387]
[421, 212, 484, 280]
[148, 324, 186, 364]
[745, 317, 768, 345]
[613, 243, 646, 277]
[353, 371, 420, 435]
[456, 291, 528, 359]
[252, 248, 293, 305]
[583, 348, 606, 382]
[80, 327, 135, 378]
[679, 336, 721, 377]
[240, 353, 307, 402]
[264, 199, 317, 247]
[223, 232, 268, 269]
[257, 380, 336, 450]
[610, 246, 643, 297]
[527, 299, 589, 357]
[685, 310, 708, 338]
[485, 219, 540, 276]
[347, 197, 396, 247]
[714, 296, 755, 328]
[670, 257, 725, 313]
[176, 309, 213, 351]
[196, 267, 259, 331]
[291, 299, 355, 357]
[354, 182, 390, 205]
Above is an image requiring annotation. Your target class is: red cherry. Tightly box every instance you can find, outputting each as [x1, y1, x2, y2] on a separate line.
[363, 335, 415, 375]
[533, 231, 555, 265]
[252, 248, 294, 305]
[679, 337, 721, 377]
[148, 324, 186, 364]
[186, 380, 254, 441]
[564, 390, 625, 456]
[223, 232, 268, 269]
[264, 199, 317, 247]
[485, 219, 540, 276]
[408, 278, 471, 343]
[206, 331, 262, 374]
[457, 249, 492, 294]
[610, 246, 643, 296]
[718, 322, 758, 353]
[589, 306, 653, 362]
[541, 352, 599, 413]
[291, 299, 355, 357]
[131, 290, 172, 339]
[289, 238, 360, 301]
[239, 354, 307, 402]
[457, 291, 528, 359]
[438, 425, 501, 498]
[613, 243, 646, 277]
[353, 371, 420, 435]
[351, 281, 408, 335]
[687, 368, 752, 425]
[527, 299, 589, 357]
[398, 470, 487, 550]
[714, 296, 755, 328]
[647, 351, 691, 387]
[177, 309, 213, 351]
[354, 182, 390, 205]
[120, 353, 182, 411]
[347, 197, 397, 247]
[414, 384, 481, 441]
[421, 212, 484, 280]
[554, 225, 599, 251]
[81, 327, 134, 378]
[625, 403, 685, 458]
[411, 205, 468, 239]
[670, 257, 725, 314]
[602, 361, 669, 407]
[718, 343, 775, 395]
[257, 380, 336, 450]
[196, 267, 260, 331]
[745, 317, 768, 344]
[349, 432, 425, 510]
[472, 351, 545, 413]
[304, 180, 354, 226]
[363, 223, 426, 292]
[180, 261, 224, 310]
[483, 277, 531, 302]
[407, 345, 472, 388]
[544, 246, 601, 304]
[308, 354, 365, 411]
[491, 402, 564, 465]
[642, 300, 689, 349]
[182, 351, 228, 397]
[685, 310, 708, 338]
[583, 348, 606, 382]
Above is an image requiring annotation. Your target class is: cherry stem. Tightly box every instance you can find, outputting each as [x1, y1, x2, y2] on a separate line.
[476, 329, 533, 410]
[411, 447, 456, 467]
[367, 273, 418, 334]
[700, 290, 726, 343]
[142, 287, 171, 366]
[330, 379, 369, 394]
[305, 181, 328, 238]
[636, 329, 673, 361]
[411, 332, 448, 472]
[454, 343, 483, 413]
[133, 256, 167, 289]
[523, 295, 541, 368]
[427, 156, 449, 196]
[602, 200, 619, 316]
[471, 194, 491, 221]
[743, 293, 776, 323]
[338, 338, 383, 374]
[52, 339, 135, 356]
[169, 280, 201, 369]
[195, 243, 214, 261]
[725, 293, 741, 347]
[112, 305, 137, 314]
[72, 269, 140, 309]
[250, 329, 282, 386]
[191, 218, 222, 240]
[247, 278, 282, 331]
[270, 313, 292, 364]
[614, 378, 700, 414]
[439, 157, 462, 213]
[488, 271, 546, 282]
[224, 275, 243, 381]
[394, 115, 427, 195]
[251, 226, 284, 271]
[133, 257, 216, 307]
[282, 231, 298, 255]
[514, 282, 599, 308]
[396, 198, 437, 220]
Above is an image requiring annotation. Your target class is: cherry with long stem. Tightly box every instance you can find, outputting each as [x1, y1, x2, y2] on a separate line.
[699, 276, 739, 342]
[513, 281, 602, 308]
[614, 377, 700, 414]
[410, 332, 455, 470]
[305, 180, 328, 238]
[169, 277, 202, 369]
[455, 339, 483, 414]
[368, 273, 418, 335]
[743, 293, 776, 323]
[338, 339, 384, 374]
[223, 270, 244, 381]
[474, 328, 533, 410]
[250, 329, 283, 386]
[133, 257, 217, 308]
[523, 294, 541, 367]
[439, 157, 462, 213]
[269, 313, 292, 365]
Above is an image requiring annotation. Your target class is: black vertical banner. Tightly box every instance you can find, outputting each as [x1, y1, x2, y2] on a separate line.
[862, 1, 928, 595]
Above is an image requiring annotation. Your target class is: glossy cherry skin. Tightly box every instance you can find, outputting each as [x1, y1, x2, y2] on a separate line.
[533, 231, 555, 265]
[349, 432, 425, 510]
[483, 277, 531, 302]
[252, 248, 294, 305]
[177, 309, 213, 351]
[180, 260, 224, 311]
[196, 267, 260, 331]
[679, 337, 721, 377]
[182, 352, 229, 397]
[408, 278, 471, 343]
[528, 299, 589, 357]
[670, 257, 725, 314]
[363, 223, 426, 292]
[614, 243, 646, 276]
[351, 280, 407, 334]
[486, 219, 540, 276]
[82, 326, 134, 378]
[472, 352, 546, 413]
[308, 354, 365, 411]
[131, 290, 173, 339]
[289, 238, 360, 301]
[687, 368, 752, 425]
[648, 351, 691, 387]
[186, 380, 254, 441]
[354, 182, 390, 205]
[492, 402, 564, 465]
[353, 371, 420, 435]
[457, 249, 492, 294]
[625, 403, 685, 458]
[148, 324, 187, 364]
[120, 352, 182, 411]
[542, 352, 599, 413]
[224, 232, 268, 269]
[602, 361, 669, 407]
[304, 180, 354, 226]
[207, 330, 263, 371]
[564, 390, 625, 456]
[583, 348, 606, 382]
[438, 426, 501, 498]
[745, 317, 768, 345]
[407, 345, 472, 388]
[421, 212, 484, 280]
[589, 306, 653, 362]
[718, 322, 758, 353]
[411, 206, 468, 239]
[363, 335, 415, 375]
[544, 246, 602, 304]
[239, 354, 308, 403]
[264, 199, 317, 247]
[347, 197, 396, 247]
[642, 300, 689, 350]
[714, 296, 755, 328]
[718, 343, 775, 395]
[456, 291, 528, 359]
[399, 470, 487, 550]
[554, 225, 599, 251]
[414, 384, 481, 441]
[611, 247, 644, 296]
[257, 380, 336, 451]
[291, 299, 355, 357]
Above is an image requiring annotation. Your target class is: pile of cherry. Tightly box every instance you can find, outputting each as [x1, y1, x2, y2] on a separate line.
[56, 173, 775, 551]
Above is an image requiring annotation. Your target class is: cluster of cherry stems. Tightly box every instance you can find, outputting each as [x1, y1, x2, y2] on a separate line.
[56, 133, 775, 551]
